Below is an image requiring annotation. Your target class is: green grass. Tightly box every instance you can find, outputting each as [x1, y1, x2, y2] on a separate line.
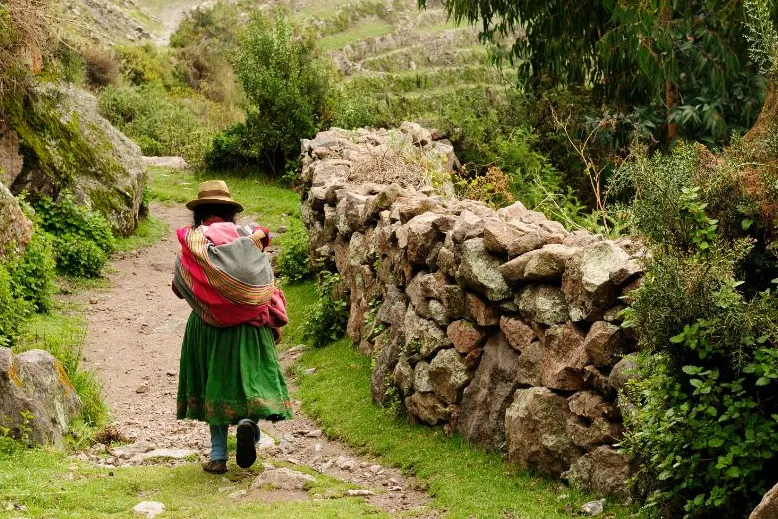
[147, 166, 304, 242]
[320, 19, 395, 52]
[277, 279, 318, 348]
[297, 339, 639, 519]
[14, 301, 107, 427]
[114, 215, 168, 252]
[0, 448, 393, 519]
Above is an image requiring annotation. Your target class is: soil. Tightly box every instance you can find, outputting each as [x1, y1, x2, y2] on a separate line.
[80, 202, 438, 517]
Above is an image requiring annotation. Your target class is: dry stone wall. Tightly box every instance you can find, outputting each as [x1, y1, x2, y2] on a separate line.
[300, 123, 644, 499]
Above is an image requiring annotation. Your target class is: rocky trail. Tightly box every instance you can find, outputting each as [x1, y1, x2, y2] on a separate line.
[79, 202, 438, 517]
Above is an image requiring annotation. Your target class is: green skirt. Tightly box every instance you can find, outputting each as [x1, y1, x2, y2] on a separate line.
[176, 313, 293, 425]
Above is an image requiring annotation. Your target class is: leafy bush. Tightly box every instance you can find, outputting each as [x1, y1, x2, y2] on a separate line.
[617, 145, 778, 517]
[34, 194, 114, 253]
[98, 84, 213, 164]
[304, 272, 349, 348]
[207, 10, 335, 175]
[53, 234, 107, 278]
[82, 47, 118, 88]
[7, 229, 56, 312]
[33, 194, 114, 277]
[0, 265, 31, 347]
[114, 43, 174, 87]
[277, 228, 311, 282]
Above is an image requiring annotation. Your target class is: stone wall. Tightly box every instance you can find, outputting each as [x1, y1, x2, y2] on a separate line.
[300, 124, 643, 498]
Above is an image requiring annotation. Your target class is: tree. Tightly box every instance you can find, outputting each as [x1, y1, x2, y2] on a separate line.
[207, 10, 334, 174]
[421, 0, 777, 147]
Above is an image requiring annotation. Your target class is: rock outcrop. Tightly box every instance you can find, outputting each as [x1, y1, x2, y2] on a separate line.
[0, 347, 83, 446]
[750, 482, 778, 519]
[2, 84, 146, 235]
[300, 124, 643, 498]
[0, 182, 32, 260]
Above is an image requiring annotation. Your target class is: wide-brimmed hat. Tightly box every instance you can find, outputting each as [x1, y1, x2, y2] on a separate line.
[186, 180, 244, 212]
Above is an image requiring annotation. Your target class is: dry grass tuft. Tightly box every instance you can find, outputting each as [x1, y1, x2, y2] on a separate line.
[348, 144, 434, 190]
[0, 0, 52, 99]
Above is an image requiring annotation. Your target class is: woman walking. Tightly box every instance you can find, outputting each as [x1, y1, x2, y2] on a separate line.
[172, 180, 292, 474]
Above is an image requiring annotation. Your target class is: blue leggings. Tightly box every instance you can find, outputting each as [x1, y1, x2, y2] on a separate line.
[209, 419, 260, 461]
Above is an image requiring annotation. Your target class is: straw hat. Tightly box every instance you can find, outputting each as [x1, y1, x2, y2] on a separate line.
[186, 180, 244, 212]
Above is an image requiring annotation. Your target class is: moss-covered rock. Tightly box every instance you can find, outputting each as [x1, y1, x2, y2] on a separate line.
[0, 181, 32, 260]
[3, 84, 146, 235]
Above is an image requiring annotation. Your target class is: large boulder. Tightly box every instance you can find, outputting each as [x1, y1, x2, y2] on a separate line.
[505, 387, 583, 476]
[751, 482, 778, 519]
[428, 348, 472, 404]
[0, 183, 32, 260]
[458, 333, 521, 450]
[456, 238, 512, 301]
[0, 347, 82, 446]
[5, 85, 146, 235]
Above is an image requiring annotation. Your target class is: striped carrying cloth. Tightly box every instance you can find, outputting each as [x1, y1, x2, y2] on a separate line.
[173, 223, 287, 328]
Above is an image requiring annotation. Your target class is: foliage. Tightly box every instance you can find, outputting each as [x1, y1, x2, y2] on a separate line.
[208, 10, 335, 175]
[81, 47, 118, 88]
[745, 0, 778, 76]
[277, 227, 311, 282]
[170, 2, 242, 104]
[33, 194, 113, 277]
[0, 265, 31, 347]
[304, 272, 348, 348]
[6, 228, 56, 313]
[113, 43, 174, 87]
[617, 145, 778, 516]
[424, 0, 776, 147]
[98, 84, 214, 164]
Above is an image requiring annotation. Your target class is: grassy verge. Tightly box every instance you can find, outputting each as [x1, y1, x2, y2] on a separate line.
[0, 448, 392, 519]
[297, 339, 638, 519]
[147, 166, 303, 244]
[114, 215, 168, 252]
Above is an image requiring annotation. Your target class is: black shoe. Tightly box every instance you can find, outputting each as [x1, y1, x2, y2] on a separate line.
[235, 422, 257, 469]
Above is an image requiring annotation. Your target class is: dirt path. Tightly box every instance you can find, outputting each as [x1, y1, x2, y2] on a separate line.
[81, 202, 437, 517]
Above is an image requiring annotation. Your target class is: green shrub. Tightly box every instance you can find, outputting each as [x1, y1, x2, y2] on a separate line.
[53, 234, 107, 278]
[207, 10, 335, 175]
[617, 145, 778, 517]
[304, 272, 349, 348]
[0, 265, 31, 347]
[114, 43, 174, 87]
[33, 194, 115, 253]
[277, 227, 311, 282]
[7, 229, 56, 312]
[98, 84, 213, 164]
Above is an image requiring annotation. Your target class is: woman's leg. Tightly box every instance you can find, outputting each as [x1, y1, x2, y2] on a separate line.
[209, 424, 229, 461]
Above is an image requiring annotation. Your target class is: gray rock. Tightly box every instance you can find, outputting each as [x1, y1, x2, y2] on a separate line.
[428, 349, 472, 404]
[505, 387, 583, 477]
[451, 210, 485, 243]
[517, 285, 569, 326]
[583, 321, 624, 367]
[608, 354, 640, 393]
[500, 244, 579, 284]
[413, 361, 434, 393]
[370, 332, 402, 405]
[507, 231, 564, 257]
[562, 242, 632, 322]
[252, 468, 317, 490]
[456, 238, 512, 301]
[133, 501, 165, 518]
[392, 355, 413, 394]
[482, 219, 524, 255]
[458, 333, 521, 449]
[0, 183, 32, 260]
[580, 499, 605, 516]
[405, 391, 449, 425]
[563, 447, 632, 501]
[404, 307, 451, 359]
[0, 347, 82, 447]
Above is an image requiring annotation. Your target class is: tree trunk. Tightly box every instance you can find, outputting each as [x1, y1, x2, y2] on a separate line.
[743, 77, 778, 150]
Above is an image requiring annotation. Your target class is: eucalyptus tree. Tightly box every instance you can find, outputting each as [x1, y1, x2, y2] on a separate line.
[421, 0, 778, 146]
